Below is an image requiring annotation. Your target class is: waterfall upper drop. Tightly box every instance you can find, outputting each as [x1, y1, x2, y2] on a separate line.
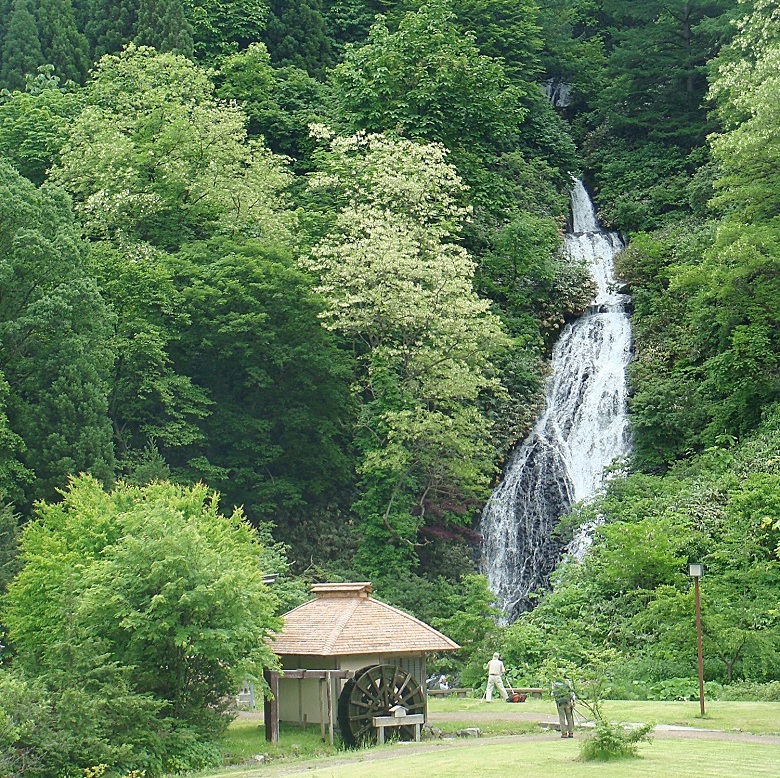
[480, 180, 632, 621]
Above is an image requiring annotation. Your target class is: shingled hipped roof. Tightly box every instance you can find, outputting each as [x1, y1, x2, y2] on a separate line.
[271, 582, 459, 656]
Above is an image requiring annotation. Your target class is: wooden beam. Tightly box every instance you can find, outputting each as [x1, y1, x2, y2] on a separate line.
[280, 669, 354, 680]
[327, 671, 335, 747]
[319, 679, 326, 741]
[263, 670, 280, 744]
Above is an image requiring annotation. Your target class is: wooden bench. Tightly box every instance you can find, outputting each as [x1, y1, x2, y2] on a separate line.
[511, 687, 544, 699]
[428, 687, 472, 698]
[372, 713, 425, 744]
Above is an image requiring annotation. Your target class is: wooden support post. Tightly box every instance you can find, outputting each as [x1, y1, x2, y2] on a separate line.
[694, 575, 706, 716]
[327, 671, 335, 747]
[319, 679, 326, 741]
[263, 670, 280, 744]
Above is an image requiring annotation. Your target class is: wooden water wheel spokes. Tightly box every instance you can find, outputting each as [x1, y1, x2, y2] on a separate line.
[337, 664, 425, 747]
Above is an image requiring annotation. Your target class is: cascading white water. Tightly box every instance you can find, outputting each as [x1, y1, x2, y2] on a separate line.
[480, 180, 632, 621]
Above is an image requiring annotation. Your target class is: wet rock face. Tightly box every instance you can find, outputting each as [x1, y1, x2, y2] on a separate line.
[542, 78, 572, 108]
[480, 181, 632, 623]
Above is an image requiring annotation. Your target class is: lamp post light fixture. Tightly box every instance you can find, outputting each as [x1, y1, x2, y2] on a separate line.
[688, 563, 705, 715]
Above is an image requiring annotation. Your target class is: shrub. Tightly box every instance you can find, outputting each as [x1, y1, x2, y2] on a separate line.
[646, 677, 723, 702]
[718, 681, 780, 702]
[579, 719, 654, 761]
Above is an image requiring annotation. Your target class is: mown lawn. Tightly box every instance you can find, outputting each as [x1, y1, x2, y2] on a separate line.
[427, 696, 780, 734]
[203, 699, 780, 777]
[204, 737, 780, 778]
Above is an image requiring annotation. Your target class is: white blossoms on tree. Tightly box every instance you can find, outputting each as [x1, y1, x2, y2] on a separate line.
[303, 130, 510, 577]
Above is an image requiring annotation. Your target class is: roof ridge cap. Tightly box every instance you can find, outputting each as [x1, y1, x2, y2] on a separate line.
[321, 596, 361, 654]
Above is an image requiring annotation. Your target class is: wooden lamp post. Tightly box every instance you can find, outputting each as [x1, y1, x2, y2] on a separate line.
[688, 563, 705, 715]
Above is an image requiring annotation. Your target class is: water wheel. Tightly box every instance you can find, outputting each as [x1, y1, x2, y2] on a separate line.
[337, 664, 425, 747]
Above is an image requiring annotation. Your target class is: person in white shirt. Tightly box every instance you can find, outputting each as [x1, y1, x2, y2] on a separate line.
[485, 652, 508, 702]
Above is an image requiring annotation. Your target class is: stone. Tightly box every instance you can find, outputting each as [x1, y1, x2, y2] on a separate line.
[456, 728, 481, 738]
[423, 725, 443, 739]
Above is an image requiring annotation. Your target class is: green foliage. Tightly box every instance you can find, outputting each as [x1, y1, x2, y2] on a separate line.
[2, 476, 283, 774]
[82, 0, 138, 58]
[0, 160, 115, 510]
[646, 677, 706, 702]
[35, 0, 91, 84]
[476, 210, 595, 344]
[583, 136, 696, 232]
[84, 0, 267, 62]
[597, 0, 734, 148]
[430, 574, 501, 668]
[0, 0, 44, 90]
[185, 0, 268, 61]
[718, 680, 780, 702]
[86, 242, 211, 461]
[263, 0, 334, 76]
[330, 1, 526, 161]
[321, 0, 383, 51]
[0, 67, 82, 185]
[53, 45, 294, 249]
[171, 236, 355, 523]
[536, 0, 605, 108]
[304, 129, 510, 577]
[216, 43, 328, 166]
[619, 2, 780, 465]
[574, 0, 739, 232]
[0, 375, 32, 507]
[500, 404, 780, 691]
[134, 0, 194, 57]
[0, 506, 20, 596]
[451, 0, 542, 82]
[579, 717, 653, 761]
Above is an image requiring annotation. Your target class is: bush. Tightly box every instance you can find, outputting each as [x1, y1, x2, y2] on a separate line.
[1, 477, 284, 776]
[579, 719, 654, 761]
[646, 677, 723, 702]
[718, 681, 780, 702]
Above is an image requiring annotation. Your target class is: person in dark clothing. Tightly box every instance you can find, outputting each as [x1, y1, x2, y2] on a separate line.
[551, 675, 576, 737]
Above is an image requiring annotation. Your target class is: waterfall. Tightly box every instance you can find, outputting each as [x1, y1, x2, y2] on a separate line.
[479, 180, 632, 621]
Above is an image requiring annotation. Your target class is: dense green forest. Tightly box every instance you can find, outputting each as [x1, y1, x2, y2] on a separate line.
[1, 0, 779, 774]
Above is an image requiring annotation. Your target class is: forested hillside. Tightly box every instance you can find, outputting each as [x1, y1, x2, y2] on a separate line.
[1, 0, 780, 774]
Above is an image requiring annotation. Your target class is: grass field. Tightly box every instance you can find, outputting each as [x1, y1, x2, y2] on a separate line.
[207, 699, 780, 778]
[427, 696, 780, 734]
[220, 719, 338, 765]
[206, 738, 780, 778]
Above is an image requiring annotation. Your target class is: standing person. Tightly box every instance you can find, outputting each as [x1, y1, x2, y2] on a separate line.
[485, 652, 508, 702]
[551, 674, 576, 738]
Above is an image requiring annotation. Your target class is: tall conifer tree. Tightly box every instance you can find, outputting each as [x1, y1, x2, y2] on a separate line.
[84, 0, 138, 58]
[36, 0, 90, 83]
[0, 0, 44, 90]
[135, 0, 194, 57]
[263, 0, 333, 76]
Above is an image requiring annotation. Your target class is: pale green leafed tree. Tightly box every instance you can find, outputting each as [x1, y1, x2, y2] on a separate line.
[708, 1, 780, 222]
[303, 129, 511, 579]
[51, 44, 294, 248]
